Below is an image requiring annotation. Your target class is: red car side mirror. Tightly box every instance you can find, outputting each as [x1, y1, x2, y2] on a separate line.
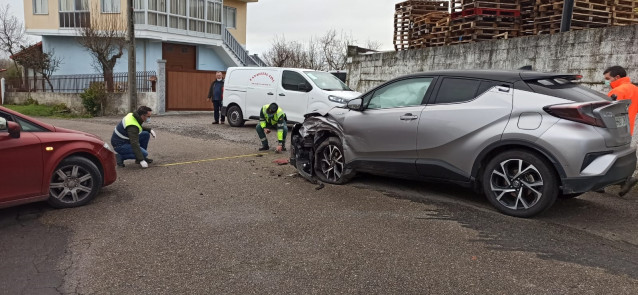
[7, 121, 21, 138]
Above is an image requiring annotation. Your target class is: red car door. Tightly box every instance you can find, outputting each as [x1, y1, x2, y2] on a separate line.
[0, 132, 44, 202]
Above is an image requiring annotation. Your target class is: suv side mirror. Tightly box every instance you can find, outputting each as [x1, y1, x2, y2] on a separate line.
[347, 98, 363, 111]
[7, 121, 21, 138]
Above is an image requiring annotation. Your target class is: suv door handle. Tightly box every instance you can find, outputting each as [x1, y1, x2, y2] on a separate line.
[400, 113, 418, 121]
[279, 93, 286, 96]
[267, 92, 274, 95]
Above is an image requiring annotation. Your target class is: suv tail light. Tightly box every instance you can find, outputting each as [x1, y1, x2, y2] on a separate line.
[543, 101, 611, 127]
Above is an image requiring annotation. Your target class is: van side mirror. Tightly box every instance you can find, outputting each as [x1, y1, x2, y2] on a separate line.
[7, 121, 21, 138]
[298, 83, 310, 92]
[347, 98, 363, 111]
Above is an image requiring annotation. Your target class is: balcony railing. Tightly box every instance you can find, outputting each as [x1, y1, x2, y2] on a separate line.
[223, 28, 249, 66]
[59, 11, 90, 28]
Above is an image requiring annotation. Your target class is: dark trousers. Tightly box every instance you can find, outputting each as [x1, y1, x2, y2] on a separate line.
[256, 123, 288, 147]
[113, 131, 150, 161]
[213, 100, 225, 123]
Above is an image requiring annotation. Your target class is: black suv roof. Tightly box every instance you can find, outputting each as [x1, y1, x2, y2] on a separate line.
[402, 70, 580, 83]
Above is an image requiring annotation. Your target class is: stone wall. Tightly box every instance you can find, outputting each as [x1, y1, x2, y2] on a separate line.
[346, 25, 638, 93]
[3, 92, 159, 116]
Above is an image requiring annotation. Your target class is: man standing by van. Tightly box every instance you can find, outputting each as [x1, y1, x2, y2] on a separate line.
[207, 71, 225, 124]
[257, 103, 287, 152]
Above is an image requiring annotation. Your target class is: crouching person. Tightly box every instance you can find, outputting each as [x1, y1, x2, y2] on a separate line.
[256, 103, 287, 152]
[111, 106, 157, 168]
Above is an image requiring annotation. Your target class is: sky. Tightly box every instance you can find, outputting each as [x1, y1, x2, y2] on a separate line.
[0, 0, 397, 57]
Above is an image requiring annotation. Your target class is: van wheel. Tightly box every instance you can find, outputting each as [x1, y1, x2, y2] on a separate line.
[227, 105, 245, 127]
[48, 156, 103, 208]
[482, 150, 558, 218]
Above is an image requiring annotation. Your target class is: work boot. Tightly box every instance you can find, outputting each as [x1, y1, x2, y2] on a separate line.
[116, 154, 125, 167]
[144, 158, 154, 164]
[619, 177, 638, 197]
[258, 146, 270, 151]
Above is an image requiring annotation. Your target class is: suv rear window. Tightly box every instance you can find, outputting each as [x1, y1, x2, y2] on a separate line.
[526, 79, 608, 102]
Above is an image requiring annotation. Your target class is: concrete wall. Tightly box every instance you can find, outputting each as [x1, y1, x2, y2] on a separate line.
[42, 36, 163, 75]
[42, 36, 231, 75]
[4, 92, 159, 116]
[346, 25, 638, 93]
[224, 0, 249, 46]
[197, 45, 231, 71]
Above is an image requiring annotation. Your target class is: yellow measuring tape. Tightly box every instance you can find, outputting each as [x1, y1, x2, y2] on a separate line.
[159, 152, 270, 167]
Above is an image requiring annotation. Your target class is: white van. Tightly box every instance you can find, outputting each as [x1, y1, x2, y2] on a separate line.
[221, 67, 361, 127]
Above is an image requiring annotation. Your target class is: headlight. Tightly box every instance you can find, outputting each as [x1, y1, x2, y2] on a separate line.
[328, 95, 348, 104]
[103, 142, 115, 153]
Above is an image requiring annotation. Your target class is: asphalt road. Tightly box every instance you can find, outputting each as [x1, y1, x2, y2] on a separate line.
[1, 113, 638, 294]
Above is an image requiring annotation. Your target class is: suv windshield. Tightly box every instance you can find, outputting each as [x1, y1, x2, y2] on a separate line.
[304, 71, 351, 91]
[526, 79, 609, 102]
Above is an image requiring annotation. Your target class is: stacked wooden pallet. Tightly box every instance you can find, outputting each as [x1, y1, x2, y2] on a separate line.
[611, 0, 638, 25]
[534, 0, 612, 34]
[520, 0, 537, 35]
[394, 0, 450, 50]
[447, 0, 522, 45]
[410, 12, 451, 48]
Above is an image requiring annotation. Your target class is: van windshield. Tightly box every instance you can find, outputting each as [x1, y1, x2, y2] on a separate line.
[304, 71, 352, 91]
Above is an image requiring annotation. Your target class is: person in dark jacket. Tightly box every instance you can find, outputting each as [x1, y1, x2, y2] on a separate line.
[111, 106, 156, 168]
[207, 71, 225, 124]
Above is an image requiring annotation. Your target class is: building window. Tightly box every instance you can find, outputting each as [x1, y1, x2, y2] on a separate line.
[102, 0, 121, 13]
[148, 0, 168, 27]
[59, 0, 89, 28]
[33, 0, 48, 14]
[223, 6, 236, 29]
[170, 0, 187, 29]
[59, 0, 89, 12]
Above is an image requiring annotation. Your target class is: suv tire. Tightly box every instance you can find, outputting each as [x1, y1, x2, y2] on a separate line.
[314, 137, 355, 184]
[482, 150, 558, 218]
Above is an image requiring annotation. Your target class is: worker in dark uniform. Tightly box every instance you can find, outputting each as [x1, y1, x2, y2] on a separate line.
[256, 103, 287, 152]
[111, 106, 156, 168]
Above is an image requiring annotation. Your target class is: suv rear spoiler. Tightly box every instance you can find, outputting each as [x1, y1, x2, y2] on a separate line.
[520, 72, 583, 81]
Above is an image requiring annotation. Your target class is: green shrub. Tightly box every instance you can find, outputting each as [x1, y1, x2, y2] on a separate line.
[23, 96, 39, 105]
[80, 82, 106, 117]
[51, 103, 71, 114]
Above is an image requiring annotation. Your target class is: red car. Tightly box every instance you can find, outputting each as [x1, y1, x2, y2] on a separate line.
[0, 106, 116, 209]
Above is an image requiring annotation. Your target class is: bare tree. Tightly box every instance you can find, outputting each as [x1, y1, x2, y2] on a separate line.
[14, 45, 63, 92]
[263, 36, 293, 67]
[364, 40, 383, 51]
[76, 4, 126, 92]
[262, 30, 382, 71]
[0, 4, 26, 77]
[320, 29, 356, 71]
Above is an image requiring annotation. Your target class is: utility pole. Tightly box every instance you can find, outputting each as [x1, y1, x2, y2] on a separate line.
[560, 0, 575, 32]
[127, 0, 137, 112]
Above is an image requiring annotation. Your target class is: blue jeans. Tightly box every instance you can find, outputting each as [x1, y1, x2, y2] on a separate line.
[114, 131, 150, 161]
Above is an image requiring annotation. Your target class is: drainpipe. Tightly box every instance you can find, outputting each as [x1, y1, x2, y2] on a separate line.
[560, 0, 575, 32]
[1, 78, 5, 105]
[143, 39, 147, 72]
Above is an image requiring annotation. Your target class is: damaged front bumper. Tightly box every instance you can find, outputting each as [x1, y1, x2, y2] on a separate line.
[289, 116, 347, 182]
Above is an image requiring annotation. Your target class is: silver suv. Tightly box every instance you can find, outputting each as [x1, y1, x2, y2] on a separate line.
[290, 70, 637, 217]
